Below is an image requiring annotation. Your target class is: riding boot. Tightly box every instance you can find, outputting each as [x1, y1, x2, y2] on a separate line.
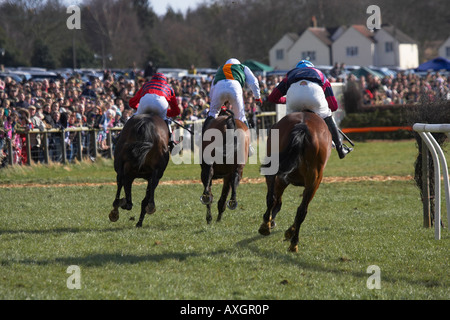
[324, 116, 352, 159]
[243, 120, 255, 157]
[164, 119, 178, 152]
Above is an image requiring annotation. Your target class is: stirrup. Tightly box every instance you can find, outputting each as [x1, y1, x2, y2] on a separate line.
[338, 144, 353, 159]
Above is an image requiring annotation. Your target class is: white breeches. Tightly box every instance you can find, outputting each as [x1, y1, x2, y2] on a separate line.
[286, 80, 332, 119]
[209, 80, 247, 122]
[135, 93, 168, 120]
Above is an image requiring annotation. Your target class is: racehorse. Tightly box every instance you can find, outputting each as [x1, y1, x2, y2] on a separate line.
[109, 113, 170, 228]
[200, 109, 250, 224]
[258, 112, 332, 252]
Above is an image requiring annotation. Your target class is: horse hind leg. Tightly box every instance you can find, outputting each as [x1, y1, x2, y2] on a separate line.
[109, 176, 126, 222]
[122, 178, 134, 210]
[226, 169, 240, 211]
[200, 164, 214, 224]
[136, 173, 159, 228]
[217, 176, 231, 222]
[259, 176, 287, 236]
[200, 165, 214, 205]
[285, 181, 320, 252]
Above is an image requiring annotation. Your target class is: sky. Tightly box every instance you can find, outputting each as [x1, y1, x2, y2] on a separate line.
[151, 0, 204, 16]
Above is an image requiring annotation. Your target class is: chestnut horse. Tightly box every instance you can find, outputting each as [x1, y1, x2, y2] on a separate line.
[200, 109, 250, 224]
[109, 114, 170, 228]
[258, 112, 331, 252]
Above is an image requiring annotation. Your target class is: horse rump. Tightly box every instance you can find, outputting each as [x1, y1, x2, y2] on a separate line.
[264, 123, 310, 182]
[115, 114, 158, 171]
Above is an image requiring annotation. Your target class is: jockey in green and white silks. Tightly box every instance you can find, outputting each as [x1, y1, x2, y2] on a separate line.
[208, 58, 262, 125]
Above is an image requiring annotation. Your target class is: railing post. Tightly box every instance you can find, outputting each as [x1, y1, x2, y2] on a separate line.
[61, 129, 67, 164]
[413, 123, 450, 240]
[25, 132, 31, 165]
[107, 131, 113, 158]
[43, 132, 50, 164]
[76, 131, 82, 161]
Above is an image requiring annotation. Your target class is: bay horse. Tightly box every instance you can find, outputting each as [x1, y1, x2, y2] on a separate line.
[258, 112, 332, 252]
[200, 109, 250, 224]
[109, 113, 170, 228]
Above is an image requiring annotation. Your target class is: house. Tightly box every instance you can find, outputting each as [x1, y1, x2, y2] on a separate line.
[268, 33, 298, 70]
[332, 25, 376, 67]
[373, 24, 419, 69]
[438, 36, 450, 60]
[269, 24, 419, 70]
[269, 27, 345, 70]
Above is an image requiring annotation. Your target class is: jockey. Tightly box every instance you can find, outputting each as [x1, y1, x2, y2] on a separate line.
[129, 73, 181, 150]
[204, 58, 262, 156]
[205, 58, 262, 129]
[268, 60, 352, 159]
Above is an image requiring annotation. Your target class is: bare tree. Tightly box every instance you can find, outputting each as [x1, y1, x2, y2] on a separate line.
[82, 0, 146, 68]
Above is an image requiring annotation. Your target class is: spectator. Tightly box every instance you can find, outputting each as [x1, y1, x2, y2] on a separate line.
[81, 82, 97, 100]
[144, 61, 155, 79]
[29, 105, 45, 163]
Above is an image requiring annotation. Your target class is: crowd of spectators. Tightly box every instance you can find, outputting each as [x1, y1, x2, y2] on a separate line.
[0, 65, 449, 165]
[328, 65, 450, 106]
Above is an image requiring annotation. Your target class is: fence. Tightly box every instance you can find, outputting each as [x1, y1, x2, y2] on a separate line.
[412, 123, 450, 240]
[1, 112, 279, 167]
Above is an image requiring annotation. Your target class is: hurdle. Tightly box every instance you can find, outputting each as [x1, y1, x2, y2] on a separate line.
[413, 123, 450, 239]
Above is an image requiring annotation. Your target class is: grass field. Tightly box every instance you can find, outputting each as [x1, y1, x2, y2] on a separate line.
[0, 140, 449, 300]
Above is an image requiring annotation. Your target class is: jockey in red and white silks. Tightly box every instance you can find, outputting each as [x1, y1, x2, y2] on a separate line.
[268, 60, 352, 159]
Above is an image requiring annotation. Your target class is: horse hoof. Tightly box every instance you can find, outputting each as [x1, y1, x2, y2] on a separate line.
[146, 204, 156, 215]
[288, 244, 298, 253]
[271, 220, 277, 229]
[227, 199, 237, 210]
[258, 222, 271, 236]
[109, 209, 119, 222]
[200, 194, 213, 205]
[136, 222, 143, 228]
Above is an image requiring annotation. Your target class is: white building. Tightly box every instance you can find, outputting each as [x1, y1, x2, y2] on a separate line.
[268, 33, 299, 71]
[438, 36, 450, 60]
[373, 24, 419, 69]
[332, 25, 376, 67]
[269, 24, 419, 70]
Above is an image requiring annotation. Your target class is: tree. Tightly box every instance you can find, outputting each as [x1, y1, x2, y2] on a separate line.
[82, 0, 147, 68]
[31, 39, 56, 69]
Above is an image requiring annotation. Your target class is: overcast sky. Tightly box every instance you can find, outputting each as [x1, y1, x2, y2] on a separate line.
[151, 0, 203, 16]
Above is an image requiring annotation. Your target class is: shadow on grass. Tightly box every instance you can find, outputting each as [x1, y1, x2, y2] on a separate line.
[0, 226, 130, 236]
[235, 231, 447, 290]
[1, 249, 230, 268]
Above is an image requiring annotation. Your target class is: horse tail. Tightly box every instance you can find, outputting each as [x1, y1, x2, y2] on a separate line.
[129, 116, 156, 169]
[223, 114, 237, 161]
[277, 123, 310, 181]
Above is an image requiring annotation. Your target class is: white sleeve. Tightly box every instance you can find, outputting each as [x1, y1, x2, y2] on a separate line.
[243, 66, 261, 99]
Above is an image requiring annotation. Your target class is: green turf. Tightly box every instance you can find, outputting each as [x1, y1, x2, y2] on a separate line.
[0, 140, 448, 300]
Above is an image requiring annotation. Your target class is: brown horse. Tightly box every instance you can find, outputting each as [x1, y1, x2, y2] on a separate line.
[200, 109, 250, 224]
[258, 112, 331, 252]
[109, 113, 170, 228]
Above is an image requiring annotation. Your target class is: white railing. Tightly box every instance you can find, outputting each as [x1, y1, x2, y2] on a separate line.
[413, 123, 450, 239]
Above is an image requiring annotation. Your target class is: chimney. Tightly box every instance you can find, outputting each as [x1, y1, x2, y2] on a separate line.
[311, 16, 317, 28]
